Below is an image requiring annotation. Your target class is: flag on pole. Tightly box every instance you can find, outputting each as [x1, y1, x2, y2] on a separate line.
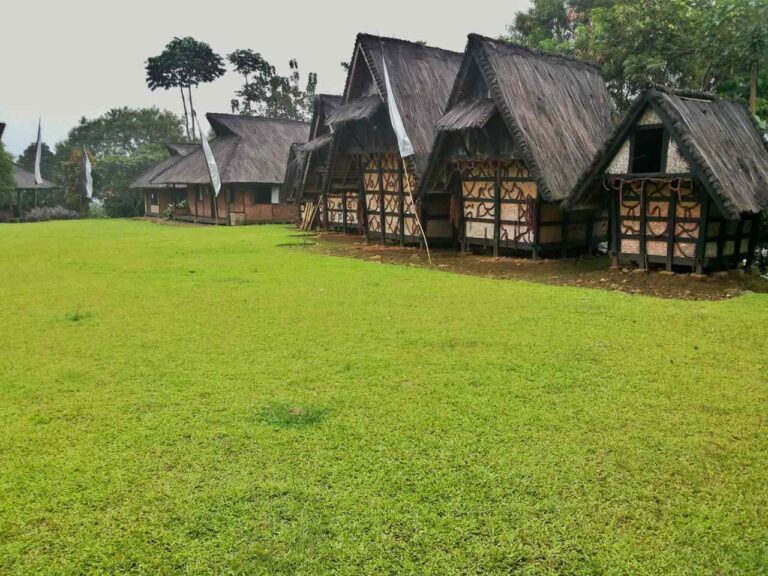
[194, 112, 221, 196]
[382, 52, 414, 158]
[81, 146, 93, 199]
[34, 118, 43, 185]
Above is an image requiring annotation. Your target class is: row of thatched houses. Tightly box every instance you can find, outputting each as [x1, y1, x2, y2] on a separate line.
[136, 33, 768, 273]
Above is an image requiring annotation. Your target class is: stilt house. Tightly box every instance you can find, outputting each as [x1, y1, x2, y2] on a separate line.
[323, 34, 463, 242]
[151, 114, 309, 225]
[282, 94, 342, 225]
[420, 35, 615, 257]
[564, 87, 768, 272]
[131, 143, 196, 218]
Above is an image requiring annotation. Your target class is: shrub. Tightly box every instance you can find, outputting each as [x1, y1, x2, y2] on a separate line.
[163, 204, 176, 221]
[22, 206, 81, 222]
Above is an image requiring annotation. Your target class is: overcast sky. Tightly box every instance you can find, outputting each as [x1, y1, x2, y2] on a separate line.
[0, 0, 531, 156]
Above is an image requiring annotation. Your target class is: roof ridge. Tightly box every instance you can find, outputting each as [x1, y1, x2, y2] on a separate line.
[206, 112, 310, 125]
[468, 33, 602, 72]
[357, 33, 462, 56]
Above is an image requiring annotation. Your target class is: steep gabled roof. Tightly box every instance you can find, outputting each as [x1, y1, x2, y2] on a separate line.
[152, 114, 309, 185]
[283, 94, 342, 203]
[333, 33, 463, 178]
[12, 164, 57, 189]
[424, 34, 614, 202]
[565, 87, 768, 218]
[130, 143, 197, 189]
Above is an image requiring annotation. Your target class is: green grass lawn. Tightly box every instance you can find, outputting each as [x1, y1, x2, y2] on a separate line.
[1, 220, 767, 575]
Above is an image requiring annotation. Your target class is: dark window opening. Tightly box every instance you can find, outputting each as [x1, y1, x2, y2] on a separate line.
[150, 191, 159, 205]
[253, 186, 272, 204]
[632, 127, 665, 174]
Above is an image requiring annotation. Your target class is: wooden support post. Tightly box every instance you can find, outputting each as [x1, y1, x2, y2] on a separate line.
[323, 191, 329, 231]
[378, 154, 385, 244]
[398, 160, 405, 246]
[716, 215, 726, 270]
[746, 215, 760, 273]
[609, 187, 619, 268]
[532, 197, 542, 261]
[560, 211, 570, 259]
[695, 192, 710, 274]
[733, 218, 745, 268]
[342, 190, 348, 235]
[639, 180, 647, 269]
[666, 185, 677, 271]
[586, 213, 595, 257]
[493, 162, 501, 257]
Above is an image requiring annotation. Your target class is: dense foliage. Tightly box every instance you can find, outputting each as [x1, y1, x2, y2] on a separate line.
[50, 108, 183, 216]
[146, 37, 226, 140]
[506, 0, 768, 117]
[228, 49, 317, 121]
[15, 142, 56, 182]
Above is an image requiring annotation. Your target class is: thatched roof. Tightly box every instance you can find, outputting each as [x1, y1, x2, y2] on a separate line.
[335, 33, 463, 178]
[12, 164, 57, 189]
[130, 143, 197, 189]
[565, 87, 768, 218]
[283, 94, 342, 202]
[153, 114, 309, 186]
[435, 98, 495, 131]
[327, 95, 382, 126]
[425, 35, 614, 202]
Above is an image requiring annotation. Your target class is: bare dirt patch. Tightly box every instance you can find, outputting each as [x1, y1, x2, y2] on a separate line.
[306, 232, 768, 301]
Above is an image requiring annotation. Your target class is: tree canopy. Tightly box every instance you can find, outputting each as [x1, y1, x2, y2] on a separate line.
[506, 0, 768, 117]
[146, 37, 226, 139]
[16, 142, 56, 182]
[0, 141, 16, 197]
[228, 51, 317, 121]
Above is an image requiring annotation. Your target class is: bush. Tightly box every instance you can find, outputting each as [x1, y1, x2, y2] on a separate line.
[163, 204, 176, 221]
[22, 206, 81, 222]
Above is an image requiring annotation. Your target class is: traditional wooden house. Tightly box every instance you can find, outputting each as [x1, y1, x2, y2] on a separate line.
[151, 114, 309, 225]
[420, 34, 615, 257]
[130, 143, 197, 218]
[564, 87, 768, 272]
[282, 94, 342, 225]
[322, 34, 463, 242]
[9, 164, 58, 216]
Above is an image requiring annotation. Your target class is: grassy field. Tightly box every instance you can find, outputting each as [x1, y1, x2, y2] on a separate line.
[1, 220, 767, 575]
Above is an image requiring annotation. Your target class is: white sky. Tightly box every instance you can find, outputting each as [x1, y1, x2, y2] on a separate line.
[0, 0, 530, 156]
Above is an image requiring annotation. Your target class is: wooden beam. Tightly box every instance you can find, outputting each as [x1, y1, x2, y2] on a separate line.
[378, 153, 386, 244]
[398, 160, 405, 246]
[342, 190, 348, 235]
[493, 161, 501, 257]
[639, 180, 647, 269]
[532, 197, 542, 261]
[733, 218, 745, 268]
[666, 184, 677, 271]
[746, 214, 760, 272]
[695, 191, 710, 274]
[609, 186, 619, 268]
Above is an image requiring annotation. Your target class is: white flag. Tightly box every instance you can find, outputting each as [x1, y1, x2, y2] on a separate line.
[195, 113, 221, 196]
[81, 146, 93, 199]
[34, 118, 43, 185]
[382, 53, 414, 158]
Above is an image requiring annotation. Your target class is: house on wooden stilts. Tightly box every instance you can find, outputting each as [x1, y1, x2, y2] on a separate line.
[151, 114, 309, 225]
[282, 94, 342, 227]
[421, 35, 615, 257]
[564, 87, 768, 273]
[131, 143, 197, 218]
[323, 34, 463, 244]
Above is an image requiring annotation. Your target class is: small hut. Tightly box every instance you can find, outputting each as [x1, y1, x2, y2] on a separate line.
[282, 94, 342, 227]
[322, 34, 463, 243]
[420, 34, 615, 257]
[564, 87, 768, 272]
[151, 114, 309, 225]
[130, 143, 197, 218]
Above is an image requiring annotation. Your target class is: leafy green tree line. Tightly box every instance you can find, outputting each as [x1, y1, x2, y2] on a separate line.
[506, 0, 768, 120]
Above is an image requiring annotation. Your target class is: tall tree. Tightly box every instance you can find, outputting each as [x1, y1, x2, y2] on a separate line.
[53, 107, 183, 216]
[229, 53, 317, 121]
[146, 37, 226, 139]
[16, 142, 56, 181]
[0, 141, 16, 209]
